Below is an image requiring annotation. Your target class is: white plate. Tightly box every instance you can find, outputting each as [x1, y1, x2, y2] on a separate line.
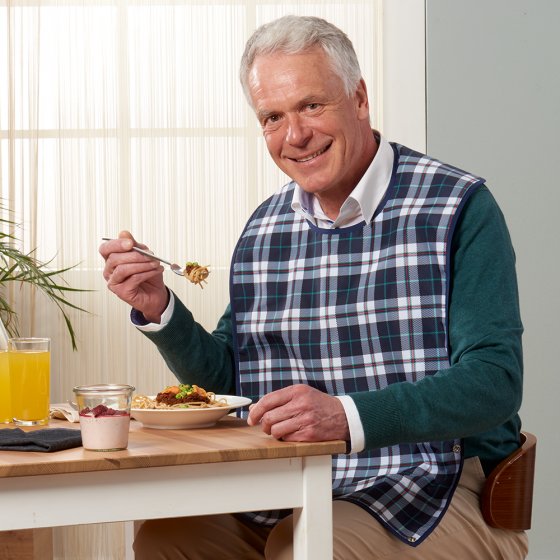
[131, 395, 252, 429]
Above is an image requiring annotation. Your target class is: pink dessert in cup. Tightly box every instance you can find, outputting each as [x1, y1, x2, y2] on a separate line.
[79, 404, 130, 451]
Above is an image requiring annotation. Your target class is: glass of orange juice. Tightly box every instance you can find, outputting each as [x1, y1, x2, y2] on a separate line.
[8, 338, 50, 426]
[0, 350, 11, 423]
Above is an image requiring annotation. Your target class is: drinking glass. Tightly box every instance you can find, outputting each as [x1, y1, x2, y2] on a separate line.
[0, 320, 10, 423]
[0, 350, 10, 423]
[8, 338, 51, 426]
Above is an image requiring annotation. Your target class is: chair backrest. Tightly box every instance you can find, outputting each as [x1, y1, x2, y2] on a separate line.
[481, 431, 537, 531]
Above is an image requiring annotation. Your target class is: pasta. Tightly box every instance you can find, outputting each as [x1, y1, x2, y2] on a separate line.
[183, 262, 210, 288]
[132, 384, 227, 410]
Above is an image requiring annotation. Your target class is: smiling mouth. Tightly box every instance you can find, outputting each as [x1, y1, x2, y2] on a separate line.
[293, 144, 331, 163]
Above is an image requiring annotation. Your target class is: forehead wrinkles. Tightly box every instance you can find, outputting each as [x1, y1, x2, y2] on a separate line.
[251, 71, 345, 120]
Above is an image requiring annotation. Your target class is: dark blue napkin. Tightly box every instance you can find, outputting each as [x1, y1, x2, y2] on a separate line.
[0, 427, 82, 452]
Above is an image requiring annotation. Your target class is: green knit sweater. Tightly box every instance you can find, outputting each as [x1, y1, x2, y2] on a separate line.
[140, 186, 523, 474]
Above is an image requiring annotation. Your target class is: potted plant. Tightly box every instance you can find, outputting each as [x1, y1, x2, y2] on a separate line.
[0, 204, 88, 350]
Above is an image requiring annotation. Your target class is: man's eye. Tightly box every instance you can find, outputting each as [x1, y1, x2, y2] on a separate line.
[306, 103, 320, 111]
[262, 114, 280, 128]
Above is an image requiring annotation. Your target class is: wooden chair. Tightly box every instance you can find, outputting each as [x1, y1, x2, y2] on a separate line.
[481, 431, 537, 531]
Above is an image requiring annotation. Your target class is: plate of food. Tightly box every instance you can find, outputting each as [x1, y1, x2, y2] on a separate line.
[130, 384, 252, 429]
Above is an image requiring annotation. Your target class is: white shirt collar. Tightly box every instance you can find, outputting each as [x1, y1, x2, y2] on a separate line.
[291, 131, 394, 228]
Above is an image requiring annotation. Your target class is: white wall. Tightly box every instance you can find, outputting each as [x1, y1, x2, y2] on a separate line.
[425, 1, 560, 558]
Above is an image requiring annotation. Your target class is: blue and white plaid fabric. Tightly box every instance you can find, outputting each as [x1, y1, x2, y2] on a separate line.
[231, 144, 484, 545]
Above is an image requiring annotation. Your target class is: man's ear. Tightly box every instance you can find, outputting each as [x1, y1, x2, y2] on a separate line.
[355, 78, 370, 121]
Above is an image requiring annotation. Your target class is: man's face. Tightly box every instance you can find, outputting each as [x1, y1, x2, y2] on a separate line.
[248, 48, 374, 211]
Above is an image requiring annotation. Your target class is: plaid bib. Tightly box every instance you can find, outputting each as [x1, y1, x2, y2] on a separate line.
[230, 144, 484, 545]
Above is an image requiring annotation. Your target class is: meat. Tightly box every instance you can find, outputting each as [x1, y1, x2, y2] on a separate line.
[155, 391, 208, 406]
[154, 384, 210, 407]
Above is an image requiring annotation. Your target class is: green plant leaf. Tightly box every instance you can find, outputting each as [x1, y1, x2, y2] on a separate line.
[0, 203, 91, 350]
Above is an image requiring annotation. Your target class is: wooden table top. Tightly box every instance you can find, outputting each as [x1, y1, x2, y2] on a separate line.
[0, 418, 345, 479]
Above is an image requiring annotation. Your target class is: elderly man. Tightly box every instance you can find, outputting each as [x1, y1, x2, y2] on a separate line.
[101, 15, 527, 560]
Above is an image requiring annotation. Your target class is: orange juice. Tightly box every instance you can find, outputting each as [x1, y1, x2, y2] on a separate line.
[0, 351, 10, 423]
[9, 350, 50, 425]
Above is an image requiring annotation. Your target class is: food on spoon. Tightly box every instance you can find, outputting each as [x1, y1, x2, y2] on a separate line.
[131, 384, 227, 409]
[183, 262, 210, 288]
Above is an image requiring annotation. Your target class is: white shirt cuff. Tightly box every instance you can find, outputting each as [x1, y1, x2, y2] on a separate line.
[336, 395, 366, 454]
[133, 291, 175, 332]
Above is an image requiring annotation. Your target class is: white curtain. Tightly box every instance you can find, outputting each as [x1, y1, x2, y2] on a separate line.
[0, 1, 380, 557]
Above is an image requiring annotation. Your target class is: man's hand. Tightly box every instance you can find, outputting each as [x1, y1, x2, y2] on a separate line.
[247, 384, 350, 442]
[99, 230, 169, 323]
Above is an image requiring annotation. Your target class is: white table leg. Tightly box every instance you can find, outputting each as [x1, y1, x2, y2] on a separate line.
[124, 521, 135, 560]
[293, 455, 333, 560]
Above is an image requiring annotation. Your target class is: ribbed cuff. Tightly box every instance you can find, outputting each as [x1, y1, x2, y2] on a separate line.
[349, 388, 403, 451]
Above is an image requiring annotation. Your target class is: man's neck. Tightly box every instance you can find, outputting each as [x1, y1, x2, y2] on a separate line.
[315, 130, 379, 221]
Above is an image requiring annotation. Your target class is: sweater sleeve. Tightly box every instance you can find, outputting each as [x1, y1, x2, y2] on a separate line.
[139, 296, 236, 395]
[349, 186, 523, 453]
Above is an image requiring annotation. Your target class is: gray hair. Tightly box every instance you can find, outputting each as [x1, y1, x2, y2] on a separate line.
[239, 15, 362, 104]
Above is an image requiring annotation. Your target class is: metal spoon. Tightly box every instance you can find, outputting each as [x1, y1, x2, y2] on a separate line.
[101, 237, 184, 276]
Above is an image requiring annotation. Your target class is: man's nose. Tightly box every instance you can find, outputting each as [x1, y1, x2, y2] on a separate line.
[285, 114, 312, 146]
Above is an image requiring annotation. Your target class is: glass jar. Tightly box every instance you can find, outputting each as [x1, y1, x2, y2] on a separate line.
[73, 384, 135, 451]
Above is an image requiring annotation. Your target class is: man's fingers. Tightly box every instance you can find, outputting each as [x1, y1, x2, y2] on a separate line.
[247, 385, 350, 443]
[118, 230, 150, 251]
[268, 417, 304, 440]
[118, 230, 135, 241]
[107, 263, 163, 289]
[99, 236, 134, 261]
[258, 402, 298, 433]
[100, 231, 152, 263]
[247, 386, 295, 425]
